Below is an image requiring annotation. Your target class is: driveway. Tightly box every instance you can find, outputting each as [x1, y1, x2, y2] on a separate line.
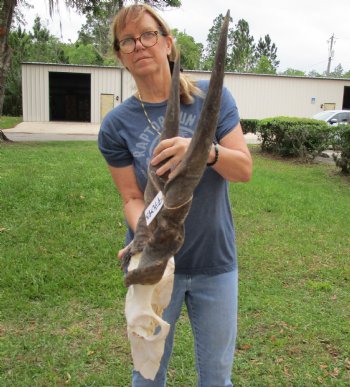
[3, 121, 261, 144]
[3, 121, 99, 142]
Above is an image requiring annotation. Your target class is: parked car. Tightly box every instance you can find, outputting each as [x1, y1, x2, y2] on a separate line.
[312, 110, 350, 125]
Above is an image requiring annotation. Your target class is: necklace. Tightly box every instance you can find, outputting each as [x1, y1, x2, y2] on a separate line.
[138, 91, 161, 136]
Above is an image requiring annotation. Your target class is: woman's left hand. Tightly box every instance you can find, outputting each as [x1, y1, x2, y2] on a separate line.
[151, 136, 191, 177]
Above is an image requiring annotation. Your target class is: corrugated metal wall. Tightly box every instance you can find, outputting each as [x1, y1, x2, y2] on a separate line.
[22, 64, 48, 121]
[22, 63, 350, 123]
[123, 70, 350, 119]
[91, 66, 122, 122]
[222, 73, 350, 119]
[122, 70, 137, 102]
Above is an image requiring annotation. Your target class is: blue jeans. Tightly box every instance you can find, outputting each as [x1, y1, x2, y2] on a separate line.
[132, 269, 238, 387]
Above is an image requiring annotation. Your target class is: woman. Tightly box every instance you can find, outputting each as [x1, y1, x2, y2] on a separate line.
[98, 4, 252, 386]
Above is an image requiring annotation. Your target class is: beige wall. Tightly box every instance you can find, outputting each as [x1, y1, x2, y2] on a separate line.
[223, 73, 350, 119]
[22, 63, 350, 123]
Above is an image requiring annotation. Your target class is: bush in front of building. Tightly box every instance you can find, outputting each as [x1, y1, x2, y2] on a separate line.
[240, 119, 259, 134]
[258, 117, 331, 159]
[331, 124, 350, 174]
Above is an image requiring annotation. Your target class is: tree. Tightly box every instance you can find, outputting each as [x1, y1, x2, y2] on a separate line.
[63, 42, 103, 64]
[3, 25, 30, 116]
[255, 34, 279, 70]
[202, 14, 234, 71]
[203, 14, 278, 74]
[329, 63, 343, 78]
[308, 70, 322, 77]
[77, 1, 123, 64]
[0, 0, 18, 116]
[229, 19, 255, 72]
[3, 17, 71, 116]
[281, 68, 306, 76]
[253, 55, 276, 75]
[75, 0, 181, 15]
[142, 0, 181, 7]
[0, 0, 182, 116]
[172, 29, 202, 70]
[28, 16, 68, 63]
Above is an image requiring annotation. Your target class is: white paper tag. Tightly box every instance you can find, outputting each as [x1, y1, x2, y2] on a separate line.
[145, 191, 164, 226]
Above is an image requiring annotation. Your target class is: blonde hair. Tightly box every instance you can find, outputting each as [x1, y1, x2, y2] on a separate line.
[112, 4, 201, 104]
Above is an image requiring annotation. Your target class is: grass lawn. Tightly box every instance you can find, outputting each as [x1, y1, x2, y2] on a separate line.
[0, 141, 349, 386]
[0, 116, 22, 129]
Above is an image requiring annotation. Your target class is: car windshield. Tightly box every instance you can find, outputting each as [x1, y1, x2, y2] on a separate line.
[313, 111, 335, 120]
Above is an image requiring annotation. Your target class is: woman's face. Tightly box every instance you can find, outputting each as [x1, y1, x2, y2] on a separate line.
[116, 12, 172, 78]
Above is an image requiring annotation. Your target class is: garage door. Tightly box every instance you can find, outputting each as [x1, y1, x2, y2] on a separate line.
[49, 72, 91, 122]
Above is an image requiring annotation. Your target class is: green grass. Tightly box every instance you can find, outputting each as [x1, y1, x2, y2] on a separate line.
[0, 116, 22, 129]
[0, 142, 349, 386]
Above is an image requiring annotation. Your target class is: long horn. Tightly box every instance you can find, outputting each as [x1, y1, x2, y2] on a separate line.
[164, 10, 230, 208]
[121, 53, 181, 274]
[123, 11, 230, 286]
[160, 55, 181, 141]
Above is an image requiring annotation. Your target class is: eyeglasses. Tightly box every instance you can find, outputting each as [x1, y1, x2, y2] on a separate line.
[117, 31, 164, 54]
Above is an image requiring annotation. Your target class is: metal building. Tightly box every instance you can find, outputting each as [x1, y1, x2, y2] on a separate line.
[22, 62, 350, 123]
[188, 71, 350, 119]
[21, 62, 123, 123]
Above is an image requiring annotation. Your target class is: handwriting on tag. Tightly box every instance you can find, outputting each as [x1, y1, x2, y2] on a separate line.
[145, 191, 164, 226]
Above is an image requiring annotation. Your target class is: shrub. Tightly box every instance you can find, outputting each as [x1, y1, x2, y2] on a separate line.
[258, 117, 331, 159]
[331, 124, 350, 174]
[240, 119, 259, 134]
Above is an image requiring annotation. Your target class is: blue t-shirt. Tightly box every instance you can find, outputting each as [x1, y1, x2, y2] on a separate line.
[98, 80, 240, 275]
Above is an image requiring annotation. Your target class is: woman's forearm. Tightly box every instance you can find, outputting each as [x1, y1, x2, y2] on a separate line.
[211, 144, 253, 182]
[124, 198, 145, 232]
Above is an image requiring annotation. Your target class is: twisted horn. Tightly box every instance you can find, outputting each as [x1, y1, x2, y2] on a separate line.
[123, 10, 230, 286]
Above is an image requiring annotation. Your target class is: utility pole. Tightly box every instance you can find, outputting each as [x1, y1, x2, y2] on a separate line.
[326, 34, 335, 76]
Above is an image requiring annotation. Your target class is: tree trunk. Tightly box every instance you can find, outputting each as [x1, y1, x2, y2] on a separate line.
[0, 0, 17, 116]
[0, 129, 13, 142]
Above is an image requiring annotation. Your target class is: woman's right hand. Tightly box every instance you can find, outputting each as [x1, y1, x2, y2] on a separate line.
[151, 136, 191, 178]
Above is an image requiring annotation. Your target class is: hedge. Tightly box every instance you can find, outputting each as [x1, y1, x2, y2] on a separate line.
[258, 117, 331, 159]
[240, 119, 259, 134]
[331, 124, 350, 174]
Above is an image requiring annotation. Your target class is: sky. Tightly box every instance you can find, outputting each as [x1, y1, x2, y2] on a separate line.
[24, 0, 350, 74]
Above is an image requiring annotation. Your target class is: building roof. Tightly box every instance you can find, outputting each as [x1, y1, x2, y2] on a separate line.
[22, 61, 350, 82]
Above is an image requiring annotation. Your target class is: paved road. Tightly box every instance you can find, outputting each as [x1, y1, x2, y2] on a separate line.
[4, 132, 98, 142]
[3, 121, 99, 142]
[2, 121, 261, 144]
[5, 132, 260, 143]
